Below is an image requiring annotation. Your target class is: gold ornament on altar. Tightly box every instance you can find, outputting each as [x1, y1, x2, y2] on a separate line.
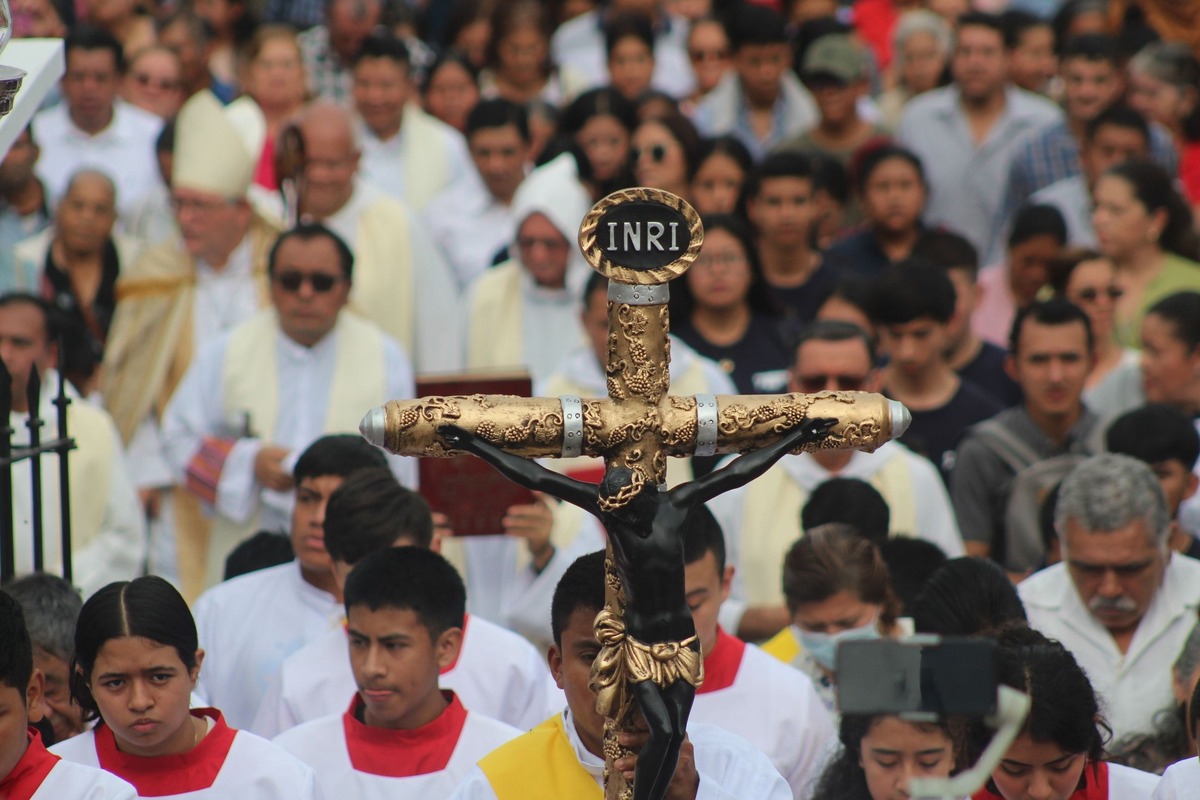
[361, 186, 909, 800]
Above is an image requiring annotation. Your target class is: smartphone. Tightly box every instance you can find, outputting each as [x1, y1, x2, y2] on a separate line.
[836, 637, 997, 717]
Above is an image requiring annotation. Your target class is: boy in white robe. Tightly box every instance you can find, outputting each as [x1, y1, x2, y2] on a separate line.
[681, 506, 837, 800]
[273, 547, 520, 799]
[252, 468, 560, 738]
[192, 434, 390, 731]
[448, 550, 793, 800]
[0, 590, 136, 799]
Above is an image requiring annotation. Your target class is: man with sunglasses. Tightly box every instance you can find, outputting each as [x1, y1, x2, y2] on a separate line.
[707, 320, 964, 642]
[161, 222, 416, 596]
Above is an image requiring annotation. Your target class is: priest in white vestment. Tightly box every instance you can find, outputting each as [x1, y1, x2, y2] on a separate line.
[0, 295, 144, 599]
[295, 101, 462, 374]
[351, 31, 471, 211]
[707, 323, 964, 642]
[161, 223, 416, 590]
[101, 89, 279, 601]
[463, 153, 592, 386]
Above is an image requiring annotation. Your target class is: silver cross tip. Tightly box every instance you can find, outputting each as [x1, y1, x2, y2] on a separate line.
[888, 400, 912, 439]
[360, 406, 386, 447]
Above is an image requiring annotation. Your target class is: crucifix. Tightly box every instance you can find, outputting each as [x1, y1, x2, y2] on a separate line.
[360, 187, 910, 800]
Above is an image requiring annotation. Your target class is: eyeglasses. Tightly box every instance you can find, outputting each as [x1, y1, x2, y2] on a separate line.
[632, 143, 669, 164]
[797, 374, 867, 393]
[694, 251, 747, 270]
[1073, 285, 1124, 303]
[273, 271, 343, 293]
[516, 236, 568, 252]
[132, 72, 180, 92]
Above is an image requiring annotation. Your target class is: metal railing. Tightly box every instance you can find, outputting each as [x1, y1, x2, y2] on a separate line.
[0, 360, 76, 583]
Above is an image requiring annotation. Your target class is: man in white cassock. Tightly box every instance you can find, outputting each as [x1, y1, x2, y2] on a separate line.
[273, 547, 522, 800]
[448, 551, 793, 800]
[424, 98, 531, 291]
[351, 31, 471, 211]
[707, 321, 964, 642]
[252, 467, 562, 738]
[295, 100, 462, 374]
[462, 153, 592, 387]
[679, 509, 837, 800]
[101, 89, 278, 602]
[161, 223, 415, 593]
[190, 435, 391, 732]
[0, 294, 143, 599]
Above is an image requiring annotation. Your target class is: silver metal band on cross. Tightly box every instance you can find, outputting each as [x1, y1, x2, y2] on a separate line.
[560, 392, 720, 459]
[608, 282, 670, 306]
[560, 395, 584, 458]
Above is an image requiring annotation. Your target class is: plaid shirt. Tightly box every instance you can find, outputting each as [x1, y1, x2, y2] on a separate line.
[298, 26, 352, 103]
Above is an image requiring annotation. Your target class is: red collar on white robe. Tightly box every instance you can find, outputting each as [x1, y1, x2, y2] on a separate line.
[0, 729, 59, 800]
[342, 691, 468, 778]
[975, 760, 1109, 800]
[342, 614, 468, 675]
[94, 707, 237, 797]
[696, 627, 746, 695]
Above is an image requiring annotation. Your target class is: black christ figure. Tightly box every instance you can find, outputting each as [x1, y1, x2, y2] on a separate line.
[437, 416, 837, 800]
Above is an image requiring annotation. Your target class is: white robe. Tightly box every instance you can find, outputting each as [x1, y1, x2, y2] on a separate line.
[273, 694, 520, 800]
[51, 709, 317, 799]
[8, 371, 144, 599]
[1153, 756, 1197, 799]
[251, 612, 562, 738]
[447, 709, 793, 800]
[355, 107, 473, 211]
[708, 442, 965, 633]
[423, 174, 514, 291]
[160, 311, 416, 539]
[192, 560, 342, 731]
[32, 760, 138, 799]
[689, 630, 837, 800]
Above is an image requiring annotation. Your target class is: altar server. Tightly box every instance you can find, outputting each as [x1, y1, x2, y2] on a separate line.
[51, 577, 317, 798]
[273, 547, 521, 798]
[448, 550, 793, 800]
[253, 468, 559, 737]
[0, 589, 136, 799]
[190, 435, 388, 731]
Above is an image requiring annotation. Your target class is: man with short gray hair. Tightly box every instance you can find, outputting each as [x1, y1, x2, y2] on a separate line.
[1019, 453, 1200, 740]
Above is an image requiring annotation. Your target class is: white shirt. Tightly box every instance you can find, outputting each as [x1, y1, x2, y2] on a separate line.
[690, 631, 837, 800]
[324, 178, 464, 373]
[1018, 554, 1200, 741]
[9, 372, 144, 599]
[160, 314, 416, 534]
[32, 100, 163, 224]
[33, 760, 138, 799]
[51, 710, 317, 799]
[191, 237, 261, 352]
[251, 612, 561, 739]
[354, 111, 472, 211]
[192, 561, 343, 731]
[424, 174, 515, 291]
[1153, 756, 1198, 800]
[550, 10, 696, 99]
[273, 695, 520, 800]
[448, 709, 793, 800]
[708, 442, 966, 633]
[1030, 174, 1097, 248]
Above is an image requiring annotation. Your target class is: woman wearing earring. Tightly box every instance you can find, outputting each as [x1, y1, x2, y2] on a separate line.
[51, 577, 317, 798]
[1092, 160, 1200, 348]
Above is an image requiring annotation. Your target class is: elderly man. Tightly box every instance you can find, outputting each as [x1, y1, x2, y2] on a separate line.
[295, 100, 461, 373]
[162, 223, 415, 594]
[102, 90, 277, 599]
[1019, 453, 1200, 741]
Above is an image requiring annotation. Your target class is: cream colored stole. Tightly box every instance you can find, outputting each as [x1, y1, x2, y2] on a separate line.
[401, 104, 452, 210]
[192, 310, 387, 590]
[347, 199, 416, 356]
[739, 456, 917, 607]
[466, 260, 524, 371]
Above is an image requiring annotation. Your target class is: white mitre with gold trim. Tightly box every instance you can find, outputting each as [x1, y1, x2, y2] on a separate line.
[173, 91, 264, 198]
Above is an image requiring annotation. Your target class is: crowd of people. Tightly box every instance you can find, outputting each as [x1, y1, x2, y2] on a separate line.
[1, 0, 1200, 797]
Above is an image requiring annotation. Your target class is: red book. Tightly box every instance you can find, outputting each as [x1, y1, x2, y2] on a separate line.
[415, 371, 536, 537]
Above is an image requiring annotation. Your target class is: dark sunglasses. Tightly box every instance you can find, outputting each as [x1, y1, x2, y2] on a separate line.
[797, 374, 866, 393]
[274, 271, 342, 293]
[1074, 286, 1124, 302]
[632, 144, 669, 164]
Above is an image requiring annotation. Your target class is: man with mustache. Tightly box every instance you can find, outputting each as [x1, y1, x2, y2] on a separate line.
[1018, 454, 1200, 742]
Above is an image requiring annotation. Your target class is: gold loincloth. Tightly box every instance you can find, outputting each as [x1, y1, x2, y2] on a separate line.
[589, 608, 703, 716]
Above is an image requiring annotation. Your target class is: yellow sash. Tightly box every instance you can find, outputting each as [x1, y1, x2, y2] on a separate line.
[739, 455, 916, 607]
[346, 196, 416, 357]
[188, 309, 387, 589]
[401, 104, 453, 210]
[761, 626, 801, 665]
[478, 714, 602, 800]
[466, 259, 524, 371]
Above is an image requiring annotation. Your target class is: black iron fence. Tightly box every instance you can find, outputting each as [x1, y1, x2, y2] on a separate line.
[0, 360, 76, 583]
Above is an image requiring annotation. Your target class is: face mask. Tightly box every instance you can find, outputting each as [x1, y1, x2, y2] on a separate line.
[793, 617, 881, 671]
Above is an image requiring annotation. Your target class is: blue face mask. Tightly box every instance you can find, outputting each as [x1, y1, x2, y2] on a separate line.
[793, 618, 881, 671]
